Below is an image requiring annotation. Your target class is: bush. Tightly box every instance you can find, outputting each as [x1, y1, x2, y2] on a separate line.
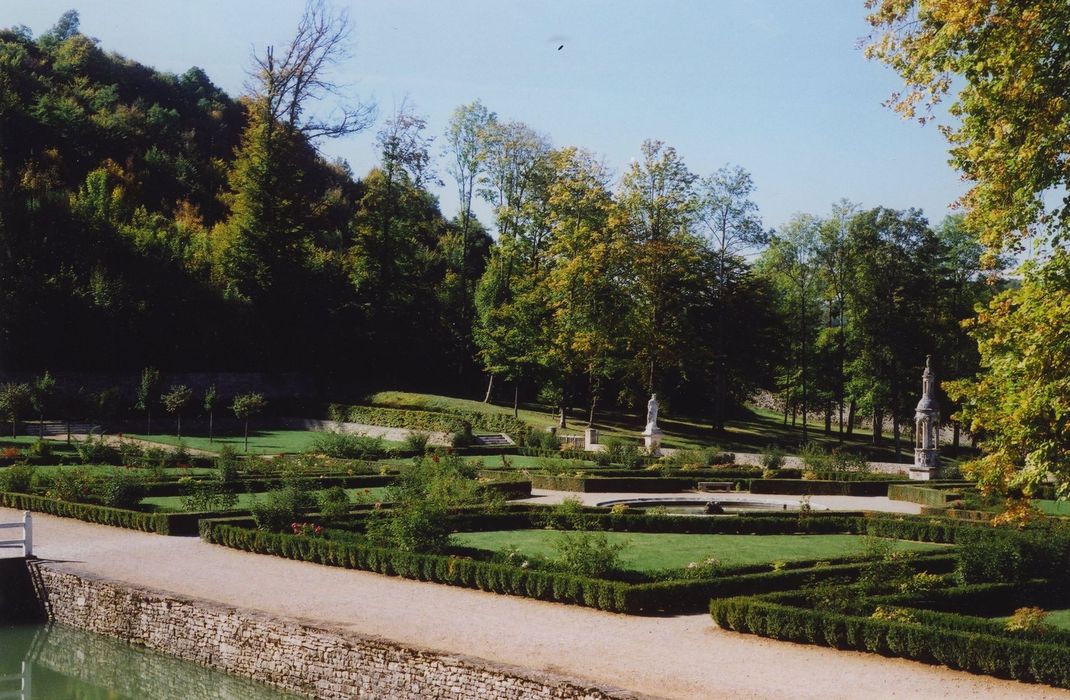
[217, 445, 241, 483]
[602, 437, 642, 469]
[760, 445, 786, 470]
[27, 440, 52, 459]
[403, 431, 431, 453]
[75, 435, 119, 465]
[0, 463, 34, 493]
[250, 486, 316, 532]
[552, 530, 625, 577]
[319, 485, 351, 518]
[180, 476, 239, 513]
[44, 467, 94, 502]
[525, 429, 560, 451]
[99, 471, 147, 509]
[1006, 607, 1051, 633]
[312, 431, 386, 459]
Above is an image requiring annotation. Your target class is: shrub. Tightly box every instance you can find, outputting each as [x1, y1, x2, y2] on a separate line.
[525, 429, 560, 451]
[75, 435, 119, 465]
[760, 445, 786, 470]
[403, 431, 431, 453]
[0, 463, 34, 493]
[180, 475, 239, 513]
[1006, 607, 1050, 633]
[552, 530, 625, 577]
[216, 445, 241, 483]
[312, 431, 386, 459]
[603, 437, 642, 469]
[45, 467, 94, 502]
[27, 440, 52, 459]
[319, 485, 351, 518]
[251, 486, 315, 532]
[99, 471, 146, 509]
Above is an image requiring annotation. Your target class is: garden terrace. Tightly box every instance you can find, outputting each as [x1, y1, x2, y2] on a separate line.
[199, 511, 972, 614]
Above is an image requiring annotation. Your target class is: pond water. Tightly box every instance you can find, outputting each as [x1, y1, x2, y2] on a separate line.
[0, 623, 296, 699]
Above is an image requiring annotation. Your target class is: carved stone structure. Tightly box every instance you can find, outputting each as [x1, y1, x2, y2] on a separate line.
[641, 394, 663, 453]
[910, 356, 940, 481]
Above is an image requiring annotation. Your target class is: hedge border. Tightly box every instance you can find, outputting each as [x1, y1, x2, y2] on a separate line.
[710, 591, 1070, 688]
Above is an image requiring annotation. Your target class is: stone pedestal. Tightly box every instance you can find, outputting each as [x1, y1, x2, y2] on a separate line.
[584, 428, 599, 451]
[642, 427, 663, 454]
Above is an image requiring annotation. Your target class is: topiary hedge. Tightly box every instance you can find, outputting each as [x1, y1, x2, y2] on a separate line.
[887, 483, 966, 508]
[710, 591, 1070, 688]
[751, 479, 901, 496]
[331, 404, 528, 438]
[0, 491, 172, 534]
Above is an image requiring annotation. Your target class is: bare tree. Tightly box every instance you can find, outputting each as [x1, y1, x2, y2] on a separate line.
[248, 0, 374, 140]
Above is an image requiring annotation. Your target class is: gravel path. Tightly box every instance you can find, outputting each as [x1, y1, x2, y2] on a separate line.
[2, 507, 1066, 700]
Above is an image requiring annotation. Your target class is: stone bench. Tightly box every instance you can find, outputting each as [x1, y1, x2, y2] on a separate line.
[697, 481, 733, 492]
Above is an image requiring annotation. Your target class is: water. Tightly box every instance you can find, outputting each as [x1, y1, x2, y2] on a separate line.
[0, 623, 296, 700]
[597, 498, 813, 514]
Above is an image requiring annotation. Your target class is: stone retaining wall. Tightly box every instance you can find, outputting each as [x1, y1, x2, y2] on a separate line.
[32, 564, 640, 700]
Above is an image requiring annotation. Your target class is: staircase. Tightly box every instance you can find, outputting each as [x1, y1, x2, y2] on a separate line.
[474, 433, 514, 447]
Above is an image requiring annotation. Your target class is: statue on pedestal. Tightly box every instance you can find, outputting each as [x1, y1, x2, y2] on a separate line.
[641, 393, 662, 453]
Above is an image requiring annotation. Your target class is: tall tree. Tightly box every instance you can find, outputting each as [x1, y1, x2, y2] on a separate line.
[135, 366, 161, 434]
[617, 140, 700, 398]
[695, 165, 766, 430]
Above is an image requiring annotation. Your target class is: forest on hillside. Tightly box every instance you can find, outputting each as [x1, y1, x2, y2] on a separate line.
[0, 9, 1002, 444]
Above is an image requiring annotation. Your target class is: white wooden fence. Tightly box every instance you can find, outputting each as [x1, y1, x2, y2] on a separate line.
[0, 661, 31, 700]
[0, 511, 32, 557]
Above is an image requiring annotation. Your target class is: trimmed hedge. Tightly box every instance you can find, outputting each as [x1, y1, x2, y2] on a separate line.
[0, 490, 172, 534]
[710, 594, 1070, 688]
[887, 483, 965, 508]
[334, 404, 528, 438]
[751, 479, 901, 497]
[202, 521, 635, 612]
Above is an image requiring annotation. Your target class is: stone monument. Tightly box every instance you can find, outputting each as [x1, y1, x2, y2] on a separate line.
[641, 393, 663, 453]
[910, 356, 940, 481]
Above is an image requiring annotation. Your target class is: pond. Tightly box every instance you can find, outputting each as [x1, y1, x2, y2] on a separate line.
[0, 623, 295, 699]
[595, 497, 828, 514]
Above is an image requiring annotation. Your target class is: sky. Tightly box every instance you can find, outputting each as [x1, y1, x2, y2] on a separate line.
[3, 0, 968, 232]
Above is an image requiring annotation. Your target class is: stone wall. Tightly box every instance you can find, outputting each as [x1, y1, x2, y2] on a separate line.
[33, 564, 641, 700]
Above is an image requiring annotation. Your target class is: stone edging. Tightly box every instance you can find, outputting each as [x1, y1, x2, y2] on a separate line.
[31, 562, 650, 700]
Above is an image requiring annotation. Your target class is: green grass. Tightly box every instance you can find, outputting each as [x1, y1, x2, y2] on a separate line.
[0, 436, 80, 458]
[1036, 500, 1070, 516]
[995, 609, 1070, 631]
[127, 431, 405, 456]
[141, 486, 390, 512]
[364, 391, 978, 463]
[449, 530, 946, 572]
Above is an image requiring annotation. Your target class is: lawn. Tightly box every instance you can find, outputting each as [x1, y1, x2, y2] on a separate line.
[128, 430, 405, 455]
[449, 530, 947, 572]
[0, 436, 80, 457]
[365, 391, 978, 464]
[142, 486, 390, 512]
[1036, 500, 1070, 516]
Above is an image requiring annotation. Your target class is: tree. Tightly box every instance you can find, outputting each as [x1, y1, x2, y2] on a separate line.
[865, 0, 1070, 258]
[161, 384, 193, 438]
[134, 367, 161, 434]
[0, 382, 31, 438]
[231, 392, 267, 452]
[761, 215, 822, 441]
[695, 165, 766, 430]
[203, 385, 218, 444]
[816, 201, 858, 437]
[247, 0, 373, 141]
[30, 371, 56, 439]
[617, 139, 701, 397]
[947, 252, 1070, 499]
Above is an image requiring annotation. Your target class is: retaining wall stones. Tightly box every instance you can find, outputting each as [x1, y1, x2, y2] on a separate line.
[32, 564, 640, 700]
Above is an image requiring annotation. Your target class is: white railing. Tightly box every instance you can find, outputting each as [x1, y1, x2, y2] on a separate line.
[0, 660, 31, 700]
[0, 511, 32, 557]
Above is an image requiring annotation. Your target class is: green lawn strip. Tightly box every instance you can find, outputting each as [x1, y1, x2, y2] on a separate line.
[1036, 500, 1070, 516]
[449, 530, 946, 572]
[127, 430, 405, 455]
[0, 435, 80, 455]
[992, 608, 1070, 631]
[142, 486, 390, 512]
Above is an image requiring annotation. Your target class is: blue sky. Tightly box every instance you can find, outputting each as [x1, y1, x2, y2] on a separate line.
[4, 1, 967, 231]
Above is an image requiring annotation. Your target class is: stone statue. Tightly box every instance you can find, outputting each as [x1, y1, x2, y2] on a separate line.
[642, 393, 662, 453]
[645, 394, 659, 430]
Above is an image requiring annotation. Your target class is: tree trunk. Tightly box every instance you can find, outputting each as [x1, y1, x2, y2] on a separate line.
[177, 415, 182, 439]
[66, 419, 71, 444]
[146, 411, 151, 436]
[783, 395, 789, 426]
[588, 394, 598, 426]
[513, 383, 519, 419]
[872, 409, 882, 446]
[244, 421, 249, 452]
[791, 403, 797, 427]
[483, 373, 495, 403]
[208, 412, 214, 444]
[558, 406, 566, 429]
[893, 415, 901, 461]
[824, 403, 832, 435]
[846, 400, 856, 436]
[952, 421, 960, 456]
